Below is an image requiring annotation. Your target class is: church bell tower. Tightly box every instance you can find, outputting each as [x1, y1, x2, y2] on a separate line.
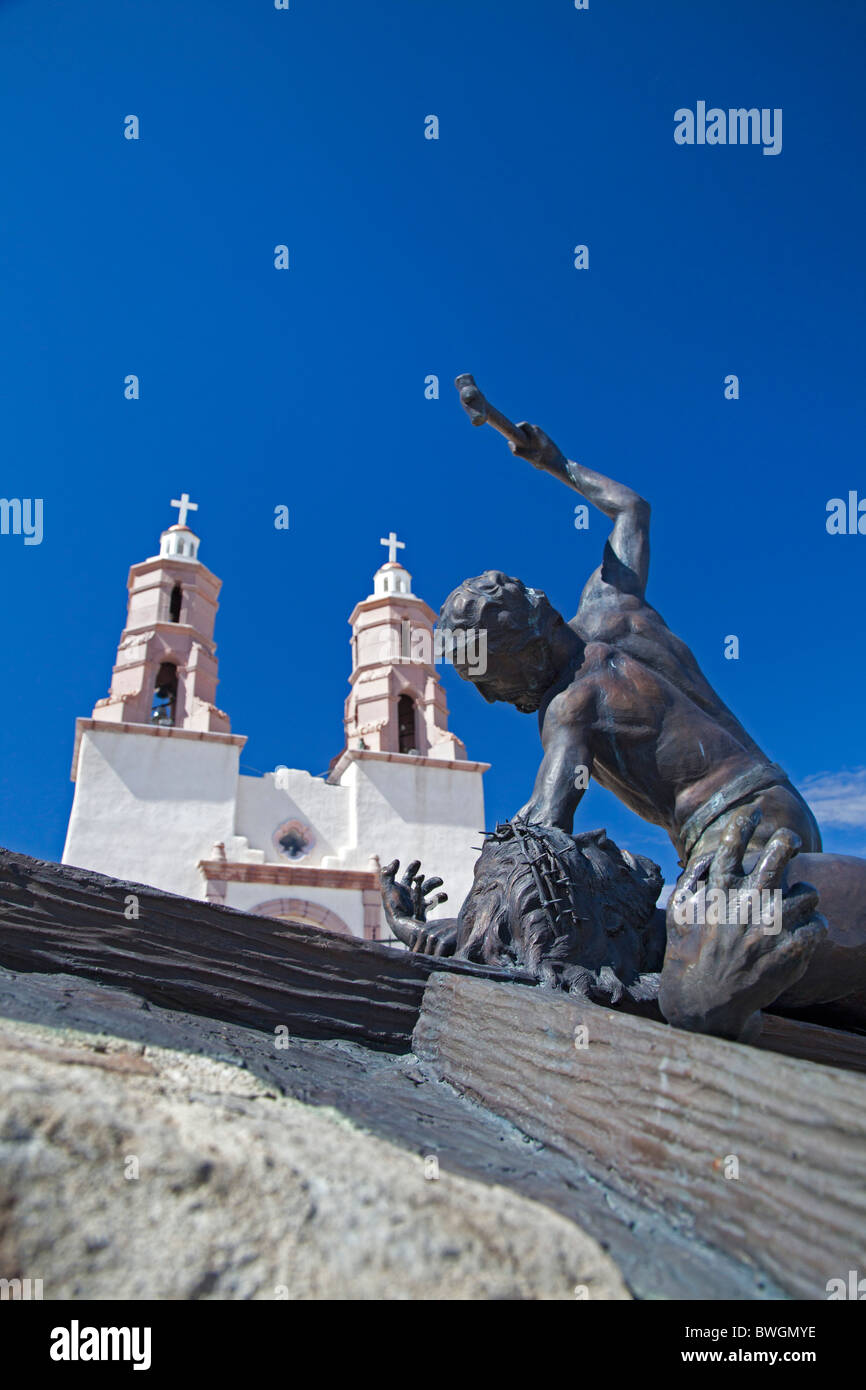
[64, 493, 244, 901]
[90, 493, 231, 734]
[342, 532, 467, 761]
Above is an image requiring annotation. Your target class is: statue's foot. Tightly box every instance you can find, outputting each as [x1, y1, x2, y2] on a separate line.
[659, 812, 827, 1041]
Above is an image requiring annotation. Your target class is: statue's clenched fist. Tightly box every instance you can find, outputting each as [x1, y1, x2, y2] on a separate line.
[508, 423, 569, 476]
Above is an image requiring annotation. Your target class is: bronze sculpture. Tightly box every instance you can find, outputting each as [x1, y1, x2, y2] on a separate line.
[382, 821, 666, 1002]
[381, 377, 866, 1043]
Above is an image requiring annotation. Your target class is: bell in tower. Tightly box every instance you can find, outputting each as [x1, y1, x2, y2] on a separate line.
[151, 662, 178, 726]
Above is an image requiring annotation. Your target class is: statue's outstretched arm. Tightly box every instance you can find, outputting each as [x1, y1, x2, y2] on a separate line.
[453, 377, 650, 598]
[511, 423, 651, 599]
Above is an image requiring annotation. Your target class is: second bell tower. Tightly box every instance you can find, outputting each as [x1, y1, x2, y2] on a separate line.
[342, 532, 467, 762]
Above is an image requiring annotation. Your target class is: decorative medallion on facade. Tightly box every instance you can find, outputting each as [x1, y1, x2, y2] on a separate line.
[273, 818, 315, 862]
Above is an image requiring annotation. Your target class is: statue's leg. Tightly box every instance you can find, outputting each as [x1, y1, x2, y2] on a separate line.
[672, 783, 866, 1024]
[694, 782, 823, 867]
[772, 851, 866, 1013]
[659, 811, 827, 1042]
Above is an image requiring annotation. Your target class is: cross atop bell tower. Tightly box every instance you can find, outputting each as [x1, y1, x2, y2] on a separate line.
[379, 530, 404, 564]
[373, 531, 413, 601]
[88, 496, 231, 734]
[171, 492, 199, 528]
[160, 489, 201, 562]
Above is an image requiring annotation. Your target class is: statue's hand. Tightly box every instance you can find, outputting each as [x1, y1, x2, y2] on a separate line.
[379, 858, 452, 953]
[509, 423, 569, 476]
[411, 918, 460, 957]
[660, 813, 827, 1042]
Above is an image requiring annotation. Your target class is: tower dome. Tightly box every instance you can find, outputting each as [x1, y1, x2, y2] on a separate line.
[373, 560, 412, 597]
[159, 523, 200, 561]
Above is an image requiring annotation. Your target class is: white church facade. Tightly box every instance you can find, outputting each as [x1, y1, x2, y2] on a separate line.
[63, 498, 488, 942]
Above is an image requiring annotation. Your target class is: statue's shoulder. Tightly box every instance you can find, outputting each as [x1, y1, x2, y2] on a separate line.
[574, 601, 645, 647]
[576, 579, 649, 635]
[542, 658, 605, 729]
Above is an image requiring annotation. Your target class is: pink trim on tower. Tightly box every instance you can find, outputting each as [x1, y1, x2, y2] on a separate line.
[328, 747, 490, 784]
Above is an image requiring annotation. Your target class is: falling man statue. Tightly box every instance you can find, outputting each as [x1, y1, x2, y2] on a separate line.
[380, 376, 866, 1044]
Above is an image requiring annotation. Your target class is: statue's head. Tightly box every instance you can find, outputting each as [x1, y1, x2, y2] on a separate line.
[439, 571, 567, 713]
[455, 821, 665, 997]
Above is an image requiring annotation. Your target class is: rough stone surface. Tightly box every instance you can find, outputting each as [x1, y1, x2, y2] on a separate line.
[0, 982, 628, 1301]
[0, 966, 788, 1299]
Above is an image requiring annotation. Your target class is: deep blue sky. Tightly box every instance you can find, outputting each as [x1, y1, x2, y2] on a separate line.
[1, 0, 864, 888]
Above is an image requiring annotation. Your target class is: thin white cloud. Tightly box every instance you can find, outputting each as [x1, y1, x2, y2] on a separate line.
[800, 768, 866, 829]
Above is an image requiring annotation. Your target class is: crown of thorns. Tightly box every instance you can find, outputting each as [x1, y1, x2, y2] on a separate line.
[481, 817, 583, 937]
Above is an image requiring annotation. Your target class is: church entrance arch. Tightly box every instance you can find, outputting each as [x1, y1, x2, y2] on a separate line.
[251, 897, 352, 937]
